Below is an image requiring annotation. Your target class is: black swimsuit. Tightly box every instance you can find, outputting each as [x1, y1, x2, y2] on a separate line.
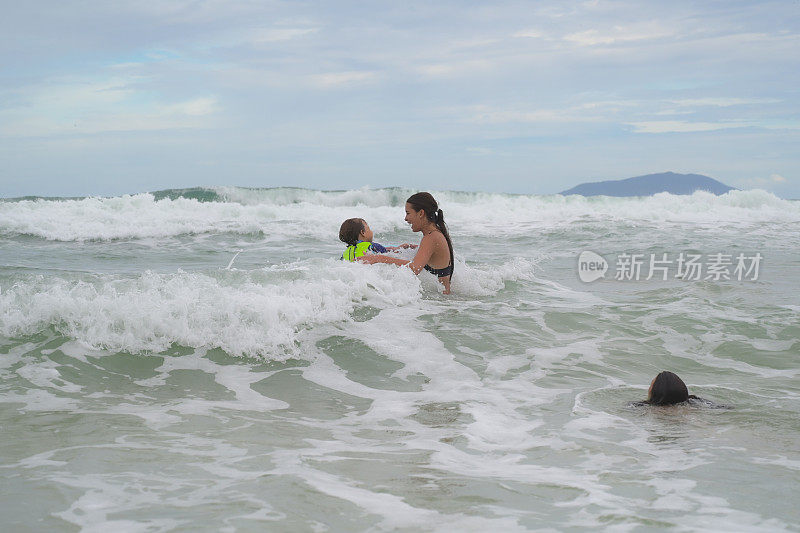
[424, 264, 453, 278]
[421, 230, 453, 278]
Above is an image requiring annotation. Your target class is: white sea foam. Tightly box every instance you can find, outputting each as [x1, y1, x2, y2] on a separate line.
[0, 256, 530, 357]
[1, 388, 81, 411]
[0, 193, 373, 241]
[0, 261, 422, 357]
[214, 185, 413, 208]
[450, 257, 539, 297]
[2, 188, 797, 241]
[16, 357, 83, 393]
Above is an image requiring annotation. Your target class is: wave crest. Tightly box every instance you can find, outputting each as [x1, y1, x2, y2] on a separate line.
[2, 187, 797, 241]
[0, 263, 423, 357]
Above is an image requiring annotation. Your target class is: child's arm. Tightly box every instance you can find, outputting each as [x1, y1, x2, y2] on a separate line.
[370, 242, 417, 253]
[382, 243, 418, 252]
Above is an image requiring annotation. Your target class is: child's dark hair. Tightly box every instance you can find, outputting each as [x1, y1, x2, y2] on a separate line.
[406, 192, 454, 279]
[647, 371, 699, 405]
[339, 218, 365, 246]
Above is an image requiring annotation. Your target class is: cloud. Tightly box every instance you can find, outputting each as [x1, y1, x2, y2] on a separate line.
[0, 76, 219, 136]
[564, 22, 675, 46]
[626, 120, 749, 133]
[513, 29, 546, 39]
[466, 147, 497, 156]
[414, 59, 494, 78]
[163, 97, 218, 117]
[467, 107, 565, 124]
[462, 100, 637, 125]
[737, 174, 791, 188]
[73, 97, 219, 133]
[249, 28, 318, 43]
[670, 97, 781, 107]
[467, 109, 566, 124]
[309, 71, 378, 87]
[214, 26, 319, 49]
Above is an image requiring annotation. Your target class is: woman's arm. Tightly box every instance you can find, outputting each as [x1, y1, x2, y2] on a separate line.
[357, 254, 410, 266]
[358, 237, 433, 274]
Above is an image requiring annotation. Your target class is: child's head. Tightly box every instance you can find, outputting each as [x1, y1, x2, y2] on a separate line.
[339, 218, 373, 246]
[647, 371, 690, 405]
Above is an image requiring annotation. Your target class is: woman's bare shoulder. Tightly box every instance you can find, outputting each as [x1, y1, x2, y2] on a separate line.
[422, 230, 447, 247]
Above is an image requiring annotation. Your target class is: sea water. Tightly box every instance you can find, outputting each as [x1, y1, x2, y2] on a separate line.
[1, 187, 798, 532]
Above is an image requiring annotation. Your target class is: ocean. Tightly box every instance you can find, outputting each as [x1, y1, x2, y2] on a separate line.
[1, 187, 798, 532]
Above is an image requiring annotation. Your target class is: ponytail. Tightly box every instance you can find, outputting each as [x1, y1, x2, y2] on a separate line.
[406, 193, 454, 280]
[433, 209, 454, 280]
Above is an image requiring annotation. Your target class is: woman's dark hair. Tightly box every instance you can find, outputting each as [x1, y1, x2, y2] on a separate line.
[647, 371, 698, 405]
[339, 218, 365, 246]
[406, 192, 454, 279]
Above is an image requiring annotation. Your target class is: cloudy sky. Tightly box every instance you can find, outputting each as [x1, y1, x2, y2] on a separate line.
[1, 0, 799, 197]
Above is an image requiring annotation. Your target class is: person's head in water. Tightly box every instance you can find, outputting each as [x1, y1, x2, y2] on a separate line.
[405, 192, 454, 278]
[646, 371, 691, 405]
[339, 218, 373, 246]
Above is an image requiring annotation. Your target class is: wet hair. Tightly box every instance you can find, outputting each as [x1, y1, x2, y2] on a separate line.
[339, 218, 365, 246]
[406, 192, 454, 279]
[646, 371, 699, 405]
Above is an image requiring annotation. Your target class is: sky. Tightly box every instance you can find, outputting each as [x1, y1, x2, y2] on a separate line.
[1, 0, 799, 198]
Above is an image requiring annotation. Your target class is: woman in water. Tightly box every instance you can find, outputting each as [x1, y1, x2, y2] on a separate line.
[358, 192, 455, 294]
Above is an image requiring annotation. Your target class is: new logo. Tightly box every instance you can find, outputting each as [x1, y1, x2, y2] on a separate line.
[578, 251, 608, 282]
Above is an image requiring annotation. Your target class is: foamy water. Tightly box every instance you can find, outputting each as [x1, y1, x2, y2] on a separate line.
[1, 187, 799, 531]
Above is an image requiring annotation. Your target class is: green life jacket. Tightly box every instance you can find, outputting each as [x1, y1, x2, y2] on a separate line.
[342, 241, 372, 262]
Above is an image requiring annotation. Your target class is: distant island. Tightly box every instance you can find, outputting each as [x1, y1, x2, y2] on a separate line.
[560, 172, 737, 197]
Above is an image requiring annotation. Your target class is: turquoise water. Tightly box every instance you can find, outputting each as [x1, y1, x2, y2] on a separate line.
[1, 187, 799, 531]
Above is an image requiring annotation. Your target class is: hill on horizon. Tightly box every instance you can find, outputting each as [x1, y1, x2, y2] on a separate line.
[560, 172, 737, 197]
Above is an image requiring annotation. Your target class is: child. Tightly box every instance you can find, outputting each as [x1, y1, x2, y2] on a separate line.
[629, 371, 729, 408]
[339, 218, 396, 261]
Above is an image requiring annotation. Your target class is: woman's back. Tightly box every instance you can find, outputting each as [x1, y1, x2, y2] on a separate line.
[423, 230, 451, 270]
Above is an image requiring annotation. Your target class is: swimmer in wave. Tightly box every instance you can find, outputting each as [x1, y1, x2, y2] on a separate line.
[632, 371, 728, 408]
